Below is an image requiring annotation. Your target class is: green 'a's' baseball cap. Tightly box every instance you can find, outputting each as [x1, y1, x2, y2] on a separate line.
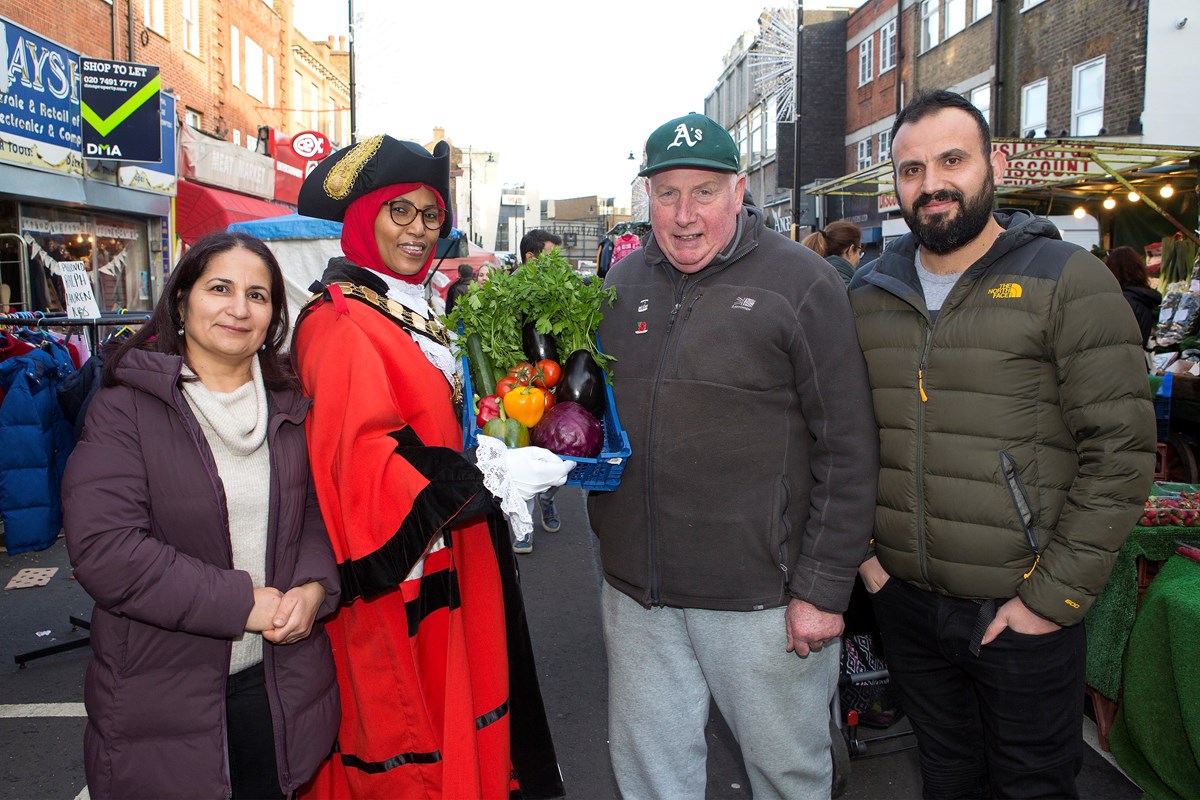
[638, 112, 740, 177]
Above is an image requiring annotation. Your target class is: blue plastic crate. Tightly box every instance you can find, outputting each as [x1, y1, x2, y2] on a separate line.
[460, 352, 630, 492]
[1153, 372, 1173, 442]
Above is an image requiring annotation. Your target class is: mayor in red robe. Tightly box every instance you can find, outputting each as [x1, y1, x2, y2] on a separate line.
[292, 135, 562, 799]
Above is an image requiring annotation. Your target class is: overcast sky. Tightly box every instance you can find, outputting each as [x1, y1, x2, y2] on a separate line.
[293, 0, 861, 204]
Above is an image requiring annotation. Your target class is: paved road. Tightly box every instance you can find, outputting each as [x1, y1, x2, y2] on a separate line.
[0, 487, 1143, 799]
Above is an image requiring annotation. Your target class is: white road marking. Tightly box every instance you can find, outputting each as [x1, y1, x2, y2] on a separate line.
[0, 702, 86, 718]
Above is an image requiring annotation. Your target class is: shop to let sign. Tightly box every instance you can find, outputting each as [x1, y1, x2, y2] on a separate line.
[60, 261, 101, 319]
[80, 57, 161, 163]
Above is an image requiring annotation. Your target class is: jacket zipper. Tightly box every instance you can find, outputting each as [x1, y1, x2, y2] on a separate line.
[916, 325, 934, 585]
[645, 278, 689, 605]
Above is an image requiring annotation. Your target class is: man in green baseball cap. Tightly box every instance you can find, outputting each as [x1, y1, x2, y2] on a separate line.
[589, 112, 879, 799]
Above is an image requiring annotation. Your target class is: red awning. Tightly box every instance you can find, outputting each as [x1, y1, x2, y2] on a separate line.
[176, 180, 291, 245]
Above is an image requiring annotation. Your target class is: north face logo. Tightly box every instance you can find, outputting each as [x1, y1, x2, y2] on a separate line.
[731, 296, 756, 311]
[667, 124, 703, 150]
[988, 283, 1023, 299]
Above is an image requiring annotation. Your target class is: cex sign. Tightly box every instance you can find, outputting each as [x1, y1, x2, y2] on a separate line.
[269, 129, 333, 204]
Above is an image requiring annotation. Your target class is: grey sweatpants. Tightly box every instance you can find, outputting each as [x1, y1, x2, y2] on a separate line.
[601, 581, 838, 800]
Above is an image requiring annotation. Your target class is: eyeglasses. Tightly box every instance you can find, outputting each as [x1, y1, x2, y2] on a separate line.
[386, 201, 446, 231]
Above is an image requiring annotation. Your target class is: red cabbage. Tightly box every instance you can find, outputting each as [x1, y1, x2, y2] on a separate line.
[530, 401, 603, 458]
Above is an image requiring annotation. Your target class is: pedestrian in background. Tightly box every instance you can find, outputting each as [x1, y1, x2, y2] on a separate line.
[293, 135, 566, 799]
[444, 262, 474, 315]
[62, 232, 340, 799]
[849, 89, 1155, 799]
[802, 220, 865, 286]
[1105, 245, 1161, 347]
[589, 112, 879, 799]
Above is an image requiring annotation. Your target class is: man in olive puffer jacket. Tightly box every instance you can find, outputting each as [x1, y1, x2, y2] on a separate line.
[849, 90, 1155, 799]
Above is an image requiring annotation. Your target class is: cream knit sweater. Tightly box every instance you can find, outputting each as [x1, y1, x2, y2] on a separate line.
[182, 359, 271, 674]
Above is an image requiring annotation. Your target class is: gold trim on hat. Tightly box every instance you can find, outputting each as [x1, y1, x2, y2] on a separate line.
[323, 135, 384, 200]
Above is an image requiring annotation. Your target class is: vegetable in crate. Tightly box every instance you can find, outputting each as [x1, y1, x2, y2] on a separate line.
[503, 385, 546, 428]
[531, 401, 604, 458]
[558, 350, 606, 419]
[482, 406, 529, 448]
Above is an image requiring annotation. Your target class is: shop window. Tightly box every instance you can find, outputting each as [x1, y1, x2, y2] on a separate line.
[143, 0, 165, 35]
[1072, 56, 1105, 136]
[879, 20, 897, 73]
[1021, 78, 1047, 138]
[857, 138, 873, 171]
[182, 0, 199, 55]
[946, 0, 966, 38]
[920, 0, 941, 52]
[859, 38, 874, 87]
[245, 37, 264, 101]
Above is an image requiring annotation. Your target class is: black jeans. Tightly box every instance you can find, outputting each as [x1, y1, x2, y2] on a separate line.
[871, 578, 1086, 800]
[226, 662, 285, 800]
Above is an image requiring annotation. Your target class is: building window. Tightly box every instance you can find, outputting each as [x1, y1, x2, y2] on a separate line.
[185, 107, 202, 129]
[920, 0, 941, 52]
[738, 117, 750, 170]
[1021, 0, 1047, 9]
[1072, 56, 1105, 135]
[231, 26, 241, 88]
[765, 96, 777, 155]
[143, 0, 164, 34]
[749, 105, 763, 162]
[267, 55, 275, 109]
[244, 37, 263, 101]
[233, 129, 241, 146]
[878, 130, 891, 163]
[1021, 78, 1047, 138]
[972, 0, 993, 22]
[182, 0, 199, 55]
[945, 0, 966, 38]
[292, 71, 303, 127]
[969, 84, 991, 125]
[858, 38, 874, 86]
[857, 138, 873, 170]
[309, 84, 319, 130]
[879, 19, 897, 73]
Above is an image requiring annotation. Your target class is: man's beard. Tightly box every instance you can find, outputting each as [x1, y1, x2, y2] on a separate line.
[900, 173, 996, 255]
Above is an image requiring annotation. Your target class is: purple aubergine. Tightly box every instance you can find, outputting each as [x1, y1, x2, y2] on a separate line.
[557, 349, 606, 419]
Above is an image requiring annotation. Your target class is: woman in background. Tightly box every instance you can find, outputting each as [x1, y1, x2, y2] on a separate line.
[63, 232, 339, 799]
[1106, 245, 1161, 347]
[802, 220, 865, 286]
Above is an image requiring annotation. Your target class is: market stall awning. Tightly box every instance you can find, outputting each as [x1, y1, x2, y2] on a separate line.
[809, 137, 1200, 244]
[176, 180, 291, 245]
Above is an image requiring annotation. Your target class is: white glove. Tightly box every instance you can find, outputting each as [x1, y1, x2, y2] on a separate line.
[475, 435, 575, 538]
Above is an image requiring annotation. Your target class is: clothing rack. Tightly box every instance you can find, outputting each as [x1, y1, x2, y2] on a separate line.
[2, 311, 149, 667]
[0, 311, 152, 352]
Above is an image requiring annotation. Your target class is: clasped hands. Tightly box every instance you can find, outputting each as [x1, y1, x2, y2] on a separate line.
[244, 582, 325, 645]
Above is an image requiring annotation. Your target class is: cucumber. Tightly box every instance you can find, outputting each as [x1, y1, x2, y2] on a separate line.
[466, 332, 497, 395]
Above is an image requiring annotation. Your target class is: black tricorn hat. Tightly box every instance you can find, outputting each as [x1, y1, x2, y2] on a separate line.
[298, 135, 454, 238]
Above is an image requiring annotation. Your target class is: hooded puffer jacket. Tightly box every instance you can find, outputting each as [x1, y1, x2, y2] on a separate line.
[62, 348, 340, 799]
[848, 210, 1155, 626]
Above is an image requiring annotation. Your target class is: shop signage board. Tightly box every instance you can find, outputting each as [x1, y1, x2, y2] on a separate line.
[0, 17, 83, 176]
[60, 260, 101, 319]
[80, 57, 161, 162]
[180, 123, 274, 198]
[119, 92, 176, 194]
[270, 129, 330, 204]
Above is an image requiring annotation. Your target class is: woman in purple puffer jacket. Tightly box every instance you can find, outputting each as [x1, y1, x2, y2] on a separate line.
[62, 232, 340, 799]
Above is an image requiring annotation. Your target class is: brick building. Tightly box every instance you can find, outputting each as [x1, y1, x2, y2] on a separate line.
[0, 0, 348, 311]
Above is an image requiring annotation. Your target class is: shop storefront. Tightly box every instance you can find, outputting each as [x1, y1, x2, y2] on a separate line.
[0, 18, 174, 313]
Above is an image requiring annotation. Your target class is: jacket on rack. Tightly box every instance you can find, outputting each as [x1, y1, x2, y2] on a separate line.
[0, 341, 76, 554]
[61, 348, 340, 799]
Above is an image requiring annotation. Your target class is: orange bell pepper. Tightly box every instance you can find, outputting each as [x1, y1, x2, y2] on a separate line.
[503, 385, 546, 427]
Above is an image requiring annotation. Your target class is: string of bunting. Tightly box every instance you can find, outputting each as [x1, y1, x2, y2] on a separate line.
[22, 235, 129, 276]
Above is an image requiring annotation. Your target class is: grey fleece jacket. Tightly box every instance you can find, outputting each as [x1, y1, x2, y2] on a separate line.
[587, 207, 879, 613]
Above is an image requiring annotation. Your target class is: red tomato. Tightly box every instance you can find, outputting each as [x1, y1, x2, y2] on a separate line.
[542, 389, 556, 410]
[495, 376, 520, 397]
[533, 359, 562, 389]
[507, 361, 536, 385]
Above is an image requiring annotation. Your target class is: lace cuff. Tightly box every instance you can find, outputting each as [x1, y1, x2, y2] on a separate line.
[476, 435, 534, 537]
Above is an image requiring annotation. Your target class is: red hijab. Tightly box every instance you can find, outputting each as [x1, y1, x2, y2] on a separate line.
[340, 182, 445, 285]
